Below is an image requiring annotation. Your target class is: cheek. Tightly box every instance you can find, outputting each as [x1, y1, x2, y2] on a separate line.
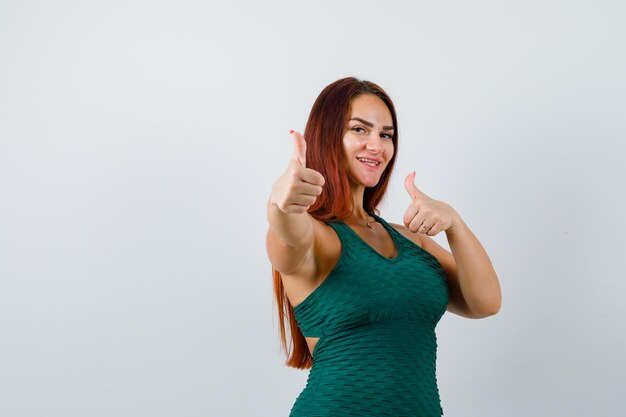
[343, 135, 358, 149]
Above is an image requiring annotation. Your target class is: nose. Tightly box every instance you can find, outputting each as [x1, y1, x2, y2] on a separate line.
[365, 134, 384, 153]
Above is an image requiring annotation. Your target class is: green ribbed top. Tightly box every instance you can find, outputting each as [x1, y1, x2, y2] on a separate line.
[289, 213, 449, 417]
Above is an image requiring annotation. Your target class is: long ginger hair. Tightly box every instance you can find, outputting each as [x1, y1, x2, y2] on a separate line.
[272, 77, 399, 368]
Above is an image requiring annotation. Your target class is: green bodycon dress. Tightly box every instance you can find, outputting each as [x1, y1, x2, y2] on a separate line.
[289, 213, 449, 417]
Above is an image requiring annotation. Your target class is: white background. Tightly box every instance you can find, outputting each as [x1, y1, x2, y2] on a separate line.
[1, 1, 624, 416]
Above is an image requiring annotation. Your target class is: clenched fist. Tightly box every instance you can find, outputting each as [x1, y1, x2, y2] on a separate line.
[270, 131, 326, 214]
[403, 171, 459, 236]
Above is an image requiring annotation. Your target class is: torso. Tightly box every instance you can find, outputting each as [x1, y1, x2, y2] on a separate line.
[280, 216, 424, 357]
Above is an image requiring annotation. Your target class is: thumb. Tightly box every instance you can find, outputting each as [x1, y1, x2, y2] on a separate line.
[290, 130, 307, 168]
[404, 171, 422, 201]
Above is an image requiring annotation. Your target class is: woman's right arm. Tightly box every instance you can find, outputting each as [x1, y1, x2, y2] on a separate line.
[265, 131, 326, 274]
[266, 197, 314, 274]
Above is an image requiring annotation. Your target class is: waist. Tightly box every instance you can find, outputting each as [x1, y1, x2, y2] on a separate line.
[316, 319, 438, 361]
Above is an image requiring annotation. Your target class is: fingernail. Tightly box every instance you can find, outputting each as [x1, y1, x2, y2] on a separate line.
[289, 130, 294, 134]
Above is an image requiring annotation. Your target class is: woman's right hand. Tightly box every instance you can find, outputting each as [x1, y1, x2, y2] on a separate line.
[270, 131, 326, 214]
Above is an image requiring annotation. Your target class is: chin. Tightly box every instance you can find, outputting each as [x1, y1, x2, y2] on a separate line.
[362, 178, 381, 188]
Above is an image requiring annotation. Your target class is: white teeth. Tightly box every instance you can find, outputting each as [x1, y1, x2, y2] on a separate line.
[357, 157, 380, 165]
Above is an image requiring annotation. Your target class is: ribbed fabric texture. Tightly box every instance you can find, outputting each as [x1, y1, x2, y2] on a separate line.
[289, 213, 449, 417]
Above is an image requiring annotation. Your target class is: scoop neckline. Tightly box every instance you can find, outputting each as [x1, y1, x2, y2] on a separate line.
[339, 213, 403, 263]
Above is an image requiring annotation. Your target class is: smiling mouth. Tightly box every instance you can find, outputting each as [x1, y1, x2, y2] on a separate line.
[356, 157, 381, 168]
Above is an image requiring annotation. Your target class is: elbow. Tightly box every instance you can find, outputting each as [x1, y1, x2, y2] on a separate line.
[473, 298, 501, 318]
[485, 298, 502, 317]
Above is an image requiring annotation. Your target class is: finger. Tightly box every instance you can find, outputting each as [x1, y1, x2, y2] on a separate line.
[296, 181, 323, 197]
[427, 222, 441, 236]
[300, 168, 326, 187]
[289, 194, 318, 207]
[403, 203, 419, 227]
[404, 171, 422, 201]
[291, 130, 307, 168]
[424, 220, 438, 235]
[409, 213, 428, 233]
[420, 221, 434, 235]
[283, 204, 310, 214]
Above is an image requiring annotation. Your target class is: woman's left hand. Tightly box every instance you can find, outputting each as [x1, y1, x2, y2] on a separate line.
[403, 171, 460, 236]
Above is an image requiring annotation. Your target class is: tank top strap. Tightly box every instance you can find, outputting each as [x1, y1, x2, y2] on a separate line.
[325, 219, 347, 230]
[326, 220, 368, 265]
[370, 213, 398, 236]
[324, 213, 398, 253]
[324, 219, 350, 241]
[325, 218, 355, 237]
[370, 212, 388, 228]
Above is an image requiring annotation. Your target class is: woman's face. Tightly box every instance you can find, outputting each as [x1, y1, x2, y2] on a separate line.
[342, 94, 395, 188]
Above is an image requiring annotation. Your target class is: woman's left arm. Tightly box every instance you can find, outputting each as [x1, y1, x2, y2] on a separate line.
[445, 216, 501, 316]
[403, 171, 502, 318]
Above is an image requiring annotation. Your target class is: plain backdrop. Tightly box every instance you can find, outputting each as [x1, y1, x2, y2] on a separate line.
[1, 1, 625, 416]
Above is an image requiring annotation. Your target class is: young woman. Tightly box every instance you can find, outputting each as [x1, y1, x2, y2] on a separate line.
[266, 77, 501, 416]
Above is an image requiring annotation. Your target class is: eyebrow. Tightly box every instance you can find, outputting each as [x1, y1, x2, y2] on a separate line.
[349, 117, 394, 131]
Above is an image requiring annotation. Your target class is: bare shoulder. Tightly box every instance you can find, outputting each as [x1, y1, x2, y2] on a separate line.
[279, 218, 342, 307]
[388, 222, 424, 249]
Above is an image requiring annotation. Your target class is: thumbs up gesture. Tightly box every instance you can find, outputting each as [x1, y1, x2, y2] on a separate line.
[270, 130, 326, 214]
[403, 171, 459, 236]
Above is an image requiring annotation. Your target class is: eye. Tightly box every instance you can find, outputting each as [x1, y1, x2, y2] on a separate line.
[351, 126, 393, 139]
